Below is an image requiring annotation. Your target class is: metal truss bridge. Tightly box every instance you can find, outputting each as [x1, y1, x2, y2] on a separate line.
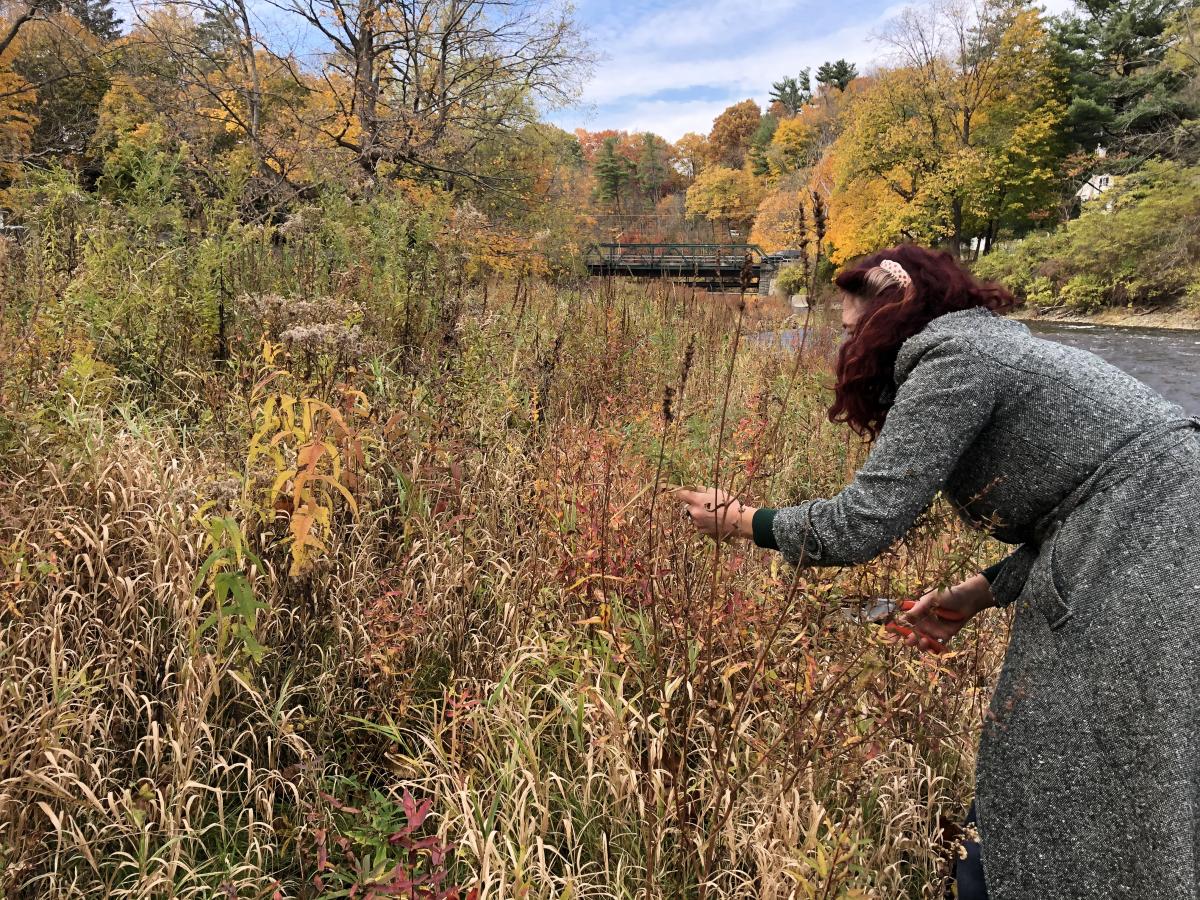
[585, 243, 775, 292]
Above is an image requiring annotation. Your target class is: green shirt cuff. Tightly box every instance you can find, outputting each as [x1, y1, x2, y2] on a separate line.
[981, 558, 1006, 584]
[752, 507, 779, 550]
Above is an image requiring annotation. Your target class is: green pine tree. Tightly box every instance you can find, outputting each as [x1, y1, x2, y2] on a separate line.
[593, 136, 634, 211]
[769, 70, 811, 114]
[1054, 0, 1196, 162]
[748, 114, 778, 177]
[635, 133, 669, 204]
[59, 0, 123, 41]
[815, 59, 858, 92]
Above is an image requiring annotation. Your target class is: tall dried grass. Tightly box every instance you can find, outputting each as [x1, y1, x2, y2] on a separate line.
[1, 268, 1008, 898]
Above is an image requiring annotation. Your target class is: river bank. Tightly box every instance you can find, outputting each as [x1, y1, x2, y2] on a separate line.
[1012, 301, 1200, 331]
[772, 291, 1200, 332]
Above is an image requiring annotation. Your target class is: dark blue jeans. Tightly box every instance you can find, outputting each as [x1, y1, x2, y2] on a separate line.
[955, 800, 988, 899]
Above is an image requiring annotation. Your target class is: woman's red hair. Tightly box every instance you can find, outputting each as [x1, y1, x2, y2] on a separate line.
[830, 244, 1017, 440]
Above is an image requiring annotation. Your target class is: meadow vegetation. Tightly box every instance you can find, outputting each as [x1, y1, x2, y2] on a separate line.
[7, 0, 1186, 894]
[974, 160, 1200, 313]
[1, 186, 1009, 896]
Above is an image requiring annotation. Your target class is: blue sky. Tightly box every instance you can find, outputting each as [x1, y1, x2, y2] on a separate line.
[550, 0, 1078, 141]
[116, 0, 1076, 143]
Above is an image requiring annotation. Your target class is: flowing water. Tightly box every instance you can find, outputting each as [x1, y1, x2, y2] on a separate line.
[1026, 320, 1200, 414]
[763, 312, 1200, 414]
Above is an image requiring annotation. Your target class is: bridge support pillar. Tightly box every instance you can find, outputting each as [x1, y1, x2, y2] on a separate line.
[758, 260, 777, 296]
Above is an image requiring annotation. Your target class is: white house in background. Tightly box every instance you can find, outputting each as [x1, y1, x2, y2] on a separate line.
[1076, 173, 1116, 203]
[1075, 145, 1118, 210]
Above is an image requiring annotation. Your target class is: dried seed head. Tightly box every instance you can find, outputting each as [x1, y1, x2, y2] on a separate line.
[680, 336, 696, 392]
[662, 385, 675, 423]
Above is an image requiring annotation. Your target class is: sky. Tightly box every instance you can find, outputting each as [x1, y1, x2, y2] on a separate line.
[549, 0, 1079, 142]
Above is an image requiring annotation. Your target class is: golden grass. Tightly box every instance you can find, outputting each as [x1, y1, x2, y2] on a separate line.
[1, 277, 1009, 898]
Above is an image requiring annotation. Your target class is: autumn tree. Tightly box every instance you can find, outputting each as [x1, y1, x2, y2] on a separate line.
[684, 164, 763, 230]
[0, 0, 120, 180]
[466, 123, 590, 248]
[109, 7, 317, 209]
[750, 184, 808, 251]
[826, 1, 1066, 258]
[824, 67, 944, 259]
[574, 128, 626, 162]
[278, 0, 585, 185]
[973, 7, 1069, 250]
[873, 0, 1064, 254]
[708, 98, 761, 168]
[1, 1, 42, 58]
[673, 131, 709, 178]
[766, 115, 819, 177]
[0, 48, 34, 184]
[8, 12, 110, 170]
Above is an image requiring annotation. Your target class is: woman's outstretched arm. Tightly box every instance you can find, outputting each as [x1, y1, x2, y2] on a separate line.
[767, 334, 1002, 567]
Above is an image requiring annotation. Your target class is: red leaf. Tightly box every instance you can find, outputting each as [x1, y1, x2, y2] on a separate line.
[320, 791, 362, 815]
[401, 790, 432, 829]
[410, 798, 432, 829]
[315, 829, 328, 872]
[401, 789, 417, 824]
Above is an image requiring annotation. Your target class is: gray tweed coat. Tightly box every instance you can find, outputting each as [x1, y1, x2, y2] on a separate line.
[770, 307, 1200, 898]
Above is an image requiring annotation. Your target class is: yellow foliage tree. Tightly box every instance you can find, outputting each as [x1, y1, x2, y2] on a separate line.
[0, 67, 34, 184]
[749, 187, 807, 252]
[685, 165, 763, 229]
[766, 116, 818, 178]
[673, 131, 710, 179]
[0, 30, 36, 185]
[824, 161, 910, 264]
[827, 3, 1066, 258]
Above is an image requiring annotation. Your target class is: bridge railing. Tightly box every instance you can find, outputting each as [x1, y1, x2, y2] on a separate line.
[586, 242, 767, 270]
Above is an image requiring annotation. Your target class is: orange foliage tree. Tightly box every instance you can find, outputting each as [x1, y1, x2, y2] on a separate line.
[707, 99, 762, 169]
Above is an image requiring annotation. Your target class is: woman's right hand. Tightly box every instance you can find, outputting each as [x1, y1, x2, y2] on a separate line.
[898, 573, 994, 653]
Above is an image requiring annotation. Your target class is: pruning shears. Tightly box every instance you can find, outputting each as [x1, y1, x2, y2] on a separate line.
[842, 598, 968, 654]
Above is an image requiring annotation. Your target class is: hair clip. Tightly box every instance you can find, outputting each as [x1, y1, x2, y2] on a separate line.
[878, 259, 911, 289]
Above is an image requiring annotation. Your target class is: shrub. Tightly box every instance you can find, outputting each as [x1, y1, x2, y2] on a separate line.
[1183, 276, 1200, 314]
[973, 160, 1200, 310]
[1025, 275, 1058, 309]
[1058, 274, 1109, 313]
[773, 262, 808, 297]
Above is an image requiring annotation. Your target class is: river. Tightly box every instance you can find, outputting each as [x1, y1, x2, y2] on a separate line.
[1025, 320, 1200, 414]
[763, 314, 1200, 413]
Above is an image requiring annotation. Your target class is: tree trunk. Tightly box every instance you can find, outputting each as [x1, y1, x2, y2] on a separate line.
[951, 197, 964, 258]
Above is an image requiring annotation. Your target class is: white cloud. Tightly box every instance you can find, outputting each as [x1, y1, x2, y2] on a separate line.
[561, 6, 887, 139]
[615, 0, 803, 52]
[560, 0, 1086, 140]
[571, 97, 744, 138]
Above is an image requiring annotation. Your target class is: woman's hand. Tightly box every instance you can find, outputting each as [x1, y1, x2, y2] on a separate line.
[673, 486, 756, 541]
[898, 573, 994, 653]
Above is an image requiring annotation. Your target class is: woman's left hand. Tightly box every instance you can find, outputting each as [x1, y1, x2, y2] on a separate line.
[674, 486, 756, 540]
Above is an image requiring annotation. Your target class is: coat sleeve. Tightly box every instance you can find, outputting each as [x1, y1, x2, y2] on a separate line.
[771, 335, 1001, 567]
[984, 544, 1036, 607]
